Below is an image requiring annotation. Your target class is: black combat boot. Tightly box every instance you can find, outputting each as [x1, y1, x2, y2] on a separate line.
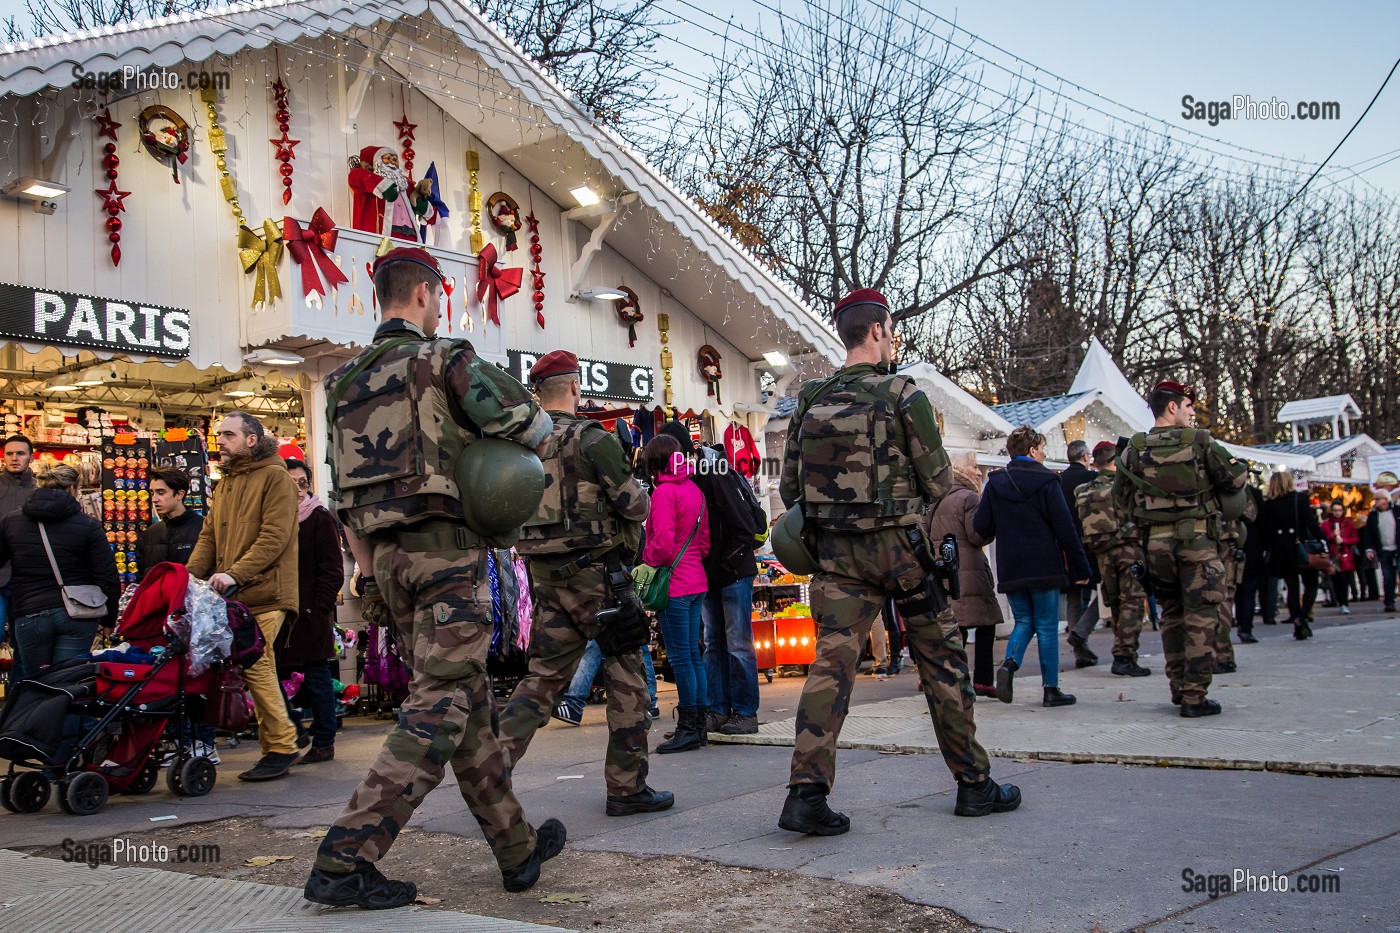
[606, 785, 676, 816]
[778, 784, 850, 835]
[1180, 699, 1222, 718]
[954, 777, 1022, 817]
[995, 658, 1017, 704]
[1111, 657, 1152, 677]
[656, 708, 703, 754]
[1042, 686, 1076, 707]
[304, 862, 417, 909]
[501, 819, 567, 892]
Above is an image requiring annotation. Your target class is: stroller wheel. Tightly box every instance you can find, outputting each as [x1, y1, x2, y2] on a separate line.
[124, 762, 160, 796]
[166, 753, 191, 797]
[64, 772, 110, 816]
[0, 778, 15, 813]
[178, 756, 217, 797]
[8, 772, 51, 813]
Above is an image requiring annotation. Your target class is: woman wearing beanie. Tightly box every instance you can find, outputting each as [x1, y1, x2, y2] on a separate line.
[973, 427, 1092, 708]
[925, 450, 1001, 696]
[640, 433, 710, 753]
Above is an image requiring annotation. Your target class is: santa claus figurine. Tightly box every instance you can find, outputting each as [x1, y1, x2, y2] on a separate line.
[347, 144, 438, 242]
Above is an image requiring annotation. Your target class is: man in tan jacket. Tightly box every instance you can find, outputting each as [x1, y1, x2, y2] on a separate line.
[188, 411, 302, 781]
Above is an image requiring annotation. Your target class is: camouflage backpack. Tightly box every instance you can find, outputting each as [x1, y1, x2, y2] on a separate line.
[797, 371, 926, 532]
[1118, 427, 1219, 525]
[515, 418, 618, 556]
[1076, 472, 1128, 554]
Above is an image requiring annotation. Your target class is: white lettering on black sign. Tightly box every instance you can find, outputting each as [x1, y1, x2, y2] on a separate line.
[4, 282, 191, 357]
[507, 349, 654, 404]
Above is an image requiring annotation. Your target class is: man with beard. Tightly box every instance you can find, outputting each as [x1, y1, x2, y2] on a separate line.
[187, 411, 302, 781]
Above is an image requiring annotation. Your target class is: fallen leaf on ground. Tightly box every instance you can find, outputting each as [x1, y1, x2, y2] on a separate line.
[414, 895, 443, 905]
[539, 892, 590, 904]
[245, 855, 296, 867]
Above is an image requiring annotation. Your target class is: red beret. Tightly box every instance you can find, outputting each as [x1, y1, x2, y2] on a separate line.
[371, 246, 445, 285]
[1153, 380, 1197, 403]
[833, 288, 889, 321]
[528, 350, 579, 385]
[1092, 441, 1117, 458]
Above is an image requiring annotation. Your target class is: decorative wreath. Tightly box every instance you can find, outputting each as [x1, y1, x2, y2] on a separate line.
[616, 286, 643, 347]
[698, 344, 723, 403]
[487, 191, 522, 251]
[137, 105, 190, 184]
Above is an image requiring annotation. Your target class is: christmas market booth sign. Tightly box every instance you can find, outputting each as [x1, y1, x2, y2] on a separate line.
[506, 349, 653, 404]
[0, 282, 191, 358]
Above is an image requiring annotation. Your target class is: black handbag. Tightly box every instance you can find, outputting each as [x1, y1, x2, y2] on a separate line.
[1293, 494, 1331, 572]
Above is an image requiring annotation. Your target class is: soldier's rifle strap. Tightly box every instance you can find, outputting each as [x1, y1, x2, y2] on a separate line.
[543, 534, 627, 581]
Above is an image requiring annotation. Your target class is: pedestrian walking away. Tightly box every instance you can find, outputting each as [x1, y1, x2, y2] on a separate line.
[1075, 442, 1151, 677]
[1259, 471, 1323, 639]
[1360, 492, 1398, 612]
[500, 349, 673, 817]
[776, 288, 1019, 835]
[1114, 381, 1247, 717]
[306, 246, 564, 910]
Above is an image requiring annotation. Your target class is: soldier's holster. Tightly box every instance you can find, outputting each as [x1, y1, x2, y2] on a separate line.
[894, 527, 949, 621]
[594, 550, 650, 658]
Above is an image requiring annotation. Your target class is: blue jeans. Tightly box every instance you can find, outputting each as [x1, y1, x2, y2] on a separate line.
[1004, 589, 1062, 688]
[14, 606, 96, 673]
[560, 641, 658, 720]
[283, 660, 338, 748]
[661, 592, 706, 709]
[702, 577, 759, 717]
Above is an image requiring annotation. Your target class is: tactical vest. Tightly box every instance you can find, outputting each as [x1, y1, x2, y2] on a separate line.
[326, 335, 474, 536]
[1120, 428, 1220, 526]
[797, 371, 925, 532]
[1076, 472, 1131, 553]
[514, 418, 619, 556]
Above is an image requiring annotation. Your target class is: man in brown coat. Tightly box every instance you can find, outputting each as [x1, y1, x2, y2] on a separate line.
[188, 411, 302, 781]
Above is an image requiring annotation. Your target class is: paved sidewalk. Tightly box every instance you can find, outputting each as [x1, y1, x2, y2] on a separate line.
[715, 614, 1400, 776]
[0, 848, 574, 933]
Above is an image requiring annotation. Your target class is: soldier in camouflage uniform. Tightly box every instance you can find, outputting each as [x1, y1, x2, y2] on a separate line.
[498, 350, 674, 817]
[1209, 489, 1257, 676]
[777, 288, 1020, 836]
[305, 247, 565, 910]
[1075, 442, 1151, 677]
[1114, 380, 1248, 718]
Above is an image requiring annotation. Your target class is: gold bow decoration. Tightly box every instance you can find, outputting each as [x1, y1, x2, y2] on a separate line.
[238, 218, 284, 308]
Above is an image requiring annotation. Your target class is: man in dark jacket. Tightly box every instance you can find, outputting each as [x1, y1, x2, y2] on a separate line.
[1058, 439, 1099, 667]
[1233, 485, 1270, 638]
[0, 434, 38, 663]
[140, 468, 204, 576]
[1360, 493, 1398, 613]
[658, 423, 765, 736]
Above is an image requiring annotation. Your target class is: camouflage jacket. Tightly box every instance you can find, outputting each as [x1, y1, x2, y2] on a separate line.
[1075, 470, 1135, 554]
[779, 362, 952, 532]
[324, 318, 552, 537]
[1113, 425, 1247, 535]
[515, 410, 649, 559]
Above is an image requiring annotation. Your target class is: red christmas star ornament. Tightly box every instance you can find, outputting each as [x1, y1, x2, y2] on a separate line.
[96, 179, 131, 214]
[392, 115, 417, 139]
[270, 74, 296, 205]
[269, 135, 300, 161]
[93, 108, 121, 140]
[525, 209, 545, 328]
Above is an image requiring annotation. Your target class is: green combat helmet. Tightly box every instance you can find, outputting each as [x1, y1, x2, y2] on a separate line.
[771, 505, 819, 575]
[455, 437, 546, 546]
[1219, 486, 1248, 522]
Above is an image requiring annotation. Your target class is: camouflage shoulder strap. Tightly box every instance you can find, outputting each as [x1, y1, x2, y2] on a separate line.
[1117, 428, 1213, 501]
[560, 417, 607, 517]
[323, 333, 421, 471]
[791, 370, 860, 515]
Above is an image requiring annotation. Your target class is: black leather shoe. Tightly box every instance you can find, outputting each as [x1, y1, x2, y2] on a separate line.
[1111, 658, 1152, 677]
[606, 786, 675, 816]
[1238, 633, 1259, 644]
[501, 819, 567, 893]
[1170, 688, 1182, 705]
[239, 752, 297, 782]
[1180, 699, 1222, 718]
[304, 863, 416, 909]
[1067, 631, 1098, 667]
[778, 784, 849, 836]
[1042, 687, 1076, 707]
[1213, 661, 1237, 674]
[954, 777, 1022, 817]
[1262, 618, 1278, 625]
[995, 659, 1016, 704]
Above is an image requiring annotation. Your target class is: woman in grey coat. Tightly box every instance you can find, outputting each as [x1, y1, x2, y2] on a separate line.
[925, 451, 1002, 696]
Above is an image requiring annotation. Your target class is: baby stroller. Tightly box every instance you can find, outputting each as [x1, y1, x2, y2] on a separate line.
[0, 562, 218, 816]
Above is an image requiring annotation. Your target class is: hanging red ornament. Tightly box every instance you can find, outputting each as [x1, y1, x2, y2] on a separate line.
[698, 345, 724, 403]
[93, 105, 126, 266]
[616, 286, 643, 348]
[269, 76, 297, 205]
[137, 105, 191, 184]
[525, 200, 545, 328]
[487, 192, 522, 251]
[393, 109, 417, 181]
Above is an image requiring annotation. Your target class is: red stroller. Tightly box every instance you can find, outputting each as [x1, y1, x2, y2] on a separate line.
[0, 562, 217, 815]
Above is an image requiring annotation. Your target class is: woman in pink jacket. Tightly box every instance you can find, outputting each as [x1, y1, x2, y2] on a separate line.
[640, 433, 710, 753]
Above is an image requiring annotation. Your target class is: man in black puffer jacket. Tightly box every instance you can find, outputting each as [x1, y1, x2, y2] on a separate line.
[139, 467, 204, 578]
[0, 464, 120, 678]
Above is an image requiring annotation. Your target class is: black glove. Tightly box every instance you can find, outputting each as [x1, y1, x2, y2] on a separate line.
[595, 595, 650, 658]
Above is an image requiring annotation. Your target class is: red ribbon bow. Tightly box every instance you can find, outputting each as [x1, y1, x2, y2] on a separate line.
[476, 242, 521, 326]
[283, 208, 349, 301]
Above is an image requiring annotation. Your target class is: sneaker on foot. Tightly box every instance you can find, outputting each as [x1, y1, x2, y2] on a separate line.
[551, 703, 582, 726]
[297, 745, 335, 765]
[304, 863, 416, 910]
[193, 741, 221, 765]
[720, 714, 758, 735]
[1339, 605, 1351, 615]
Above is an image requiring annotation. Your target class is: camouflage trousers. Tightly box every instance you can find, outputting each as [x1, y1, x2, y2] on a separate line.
[1147, 529, 1227, 706]
[1213, 550, 1244, 665]
[314, 539, 535, 875]
[499, 563, 650, 797]
[1100, 547, 1147, 663]
[791, 527, 990, 791]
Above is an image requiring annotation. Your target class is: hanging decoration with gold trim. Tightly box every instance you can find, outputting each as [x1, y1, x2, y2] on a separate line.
[698, 345, 723, 404]
[487, 191, 522, 252]
[616, 286, 643, 347]
[658, 313, 674, 409]
[137, 105, 190, 184]
[202, 86, 281, 308]
[466, 150, 484, 254]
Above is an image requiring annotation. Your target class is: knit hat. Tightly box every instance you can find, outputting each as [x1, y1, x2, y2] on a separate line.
[528, 350, 579, 386]
[833, 288, 889, 321]
[657, 420, 695, 454]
